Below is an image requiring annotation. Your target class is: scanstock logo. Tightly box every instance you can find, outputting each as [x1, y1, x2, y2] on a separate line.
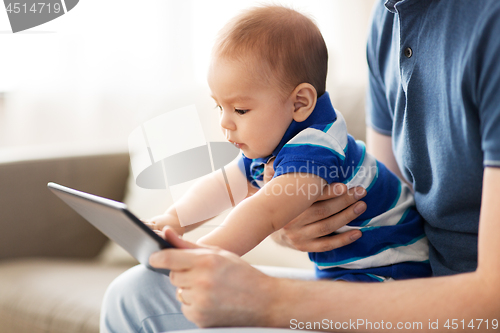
[129, 105, 247, 227]
[3, 0, 79, 33]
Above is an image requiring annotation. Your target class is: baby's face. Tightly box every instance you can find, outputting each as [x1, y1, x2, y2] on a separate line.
[208, 56, 294, 159]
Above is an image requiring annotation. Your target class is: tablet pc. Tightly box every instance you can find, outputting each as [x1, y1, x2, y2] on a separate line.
[47, 182, 173, 275]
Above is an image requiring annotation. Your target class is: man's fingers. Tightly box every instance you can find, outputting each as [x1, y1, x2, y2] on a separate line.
[169, 269, 199, 289]
[317, 183, 346, 201]
[300, 187, 366, 226]
[291, 200, 365, 251]
[150, 246, 222, 270]
[308, 201, 366, 237]
[176, 287, 194, 306]
[162, 227, 200, 249]
[307, 230, 362, 253]
[317, 184, 366, 202]
[150, 249, 195, 270]
[149, 228, 206, 270]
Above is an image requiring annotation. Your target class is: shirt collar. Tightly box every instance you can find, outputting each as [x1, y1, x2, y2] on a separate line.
[384, 0, 401, 13]
[384, 0, 423, 13]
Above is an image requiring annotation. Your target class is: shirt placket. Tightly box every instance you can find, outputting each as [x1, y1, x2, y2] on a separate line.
[395, 3, 420, 95]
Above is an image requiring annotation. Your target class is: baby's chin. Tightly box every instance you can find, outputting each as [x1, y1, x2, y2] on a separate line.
[241, 148, 271, 160]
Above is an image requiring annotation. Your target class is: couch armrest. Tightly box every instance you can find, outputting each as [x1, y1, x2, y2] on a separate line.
[0, 149, 130, 261]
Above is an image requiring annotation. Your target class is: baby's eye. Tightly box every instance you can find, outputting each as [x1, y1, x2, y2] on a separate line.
[214, 105, 223, 112]
[235, 109, 249, 115]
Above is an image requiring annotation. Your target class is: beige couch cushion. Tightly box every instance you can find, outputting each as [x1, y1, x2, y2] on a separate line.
[0, 259, 131, 333]
[0, 149, 130, 261]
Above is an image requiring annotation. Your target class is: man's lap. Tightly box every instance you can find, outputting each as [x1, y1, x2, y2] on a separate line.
[100, 264, 316, 333]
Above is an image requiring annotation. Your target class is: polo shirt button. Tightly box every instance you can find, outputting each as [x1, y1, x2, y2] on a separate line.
[404, 47, 413, 58]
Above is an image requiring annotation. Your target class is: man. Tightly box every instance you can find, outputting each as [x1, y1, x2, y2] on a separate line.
[101, 1, 500, 331]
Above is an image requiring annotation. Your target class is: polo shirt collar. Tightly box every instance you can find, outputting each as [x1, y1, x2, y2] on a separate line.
[384, 0, 400, 13]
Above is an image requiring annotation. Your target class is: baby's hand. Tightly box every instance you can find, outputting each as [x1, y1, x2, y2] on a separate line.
[143, 213, 184, 236]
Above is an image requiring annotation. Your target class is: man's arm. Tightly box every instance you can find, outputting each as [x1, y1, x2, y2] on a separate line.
[151, 167, 500, 331]
[266, 167, 500, 331]
[151, 126, 500, 330]
[265, 129, 499, 329]
[366, 127, 413, 189]
[365, 127, 400, 178]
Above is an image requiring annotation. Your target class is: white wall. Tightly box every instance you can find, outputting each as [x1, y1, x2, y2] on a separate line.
[0, 0, 376, 151]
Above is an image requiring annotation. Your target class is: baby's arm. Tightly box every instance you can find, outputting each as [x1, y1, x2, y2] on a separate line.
[147, 158, 253, 235]
[198, 173, 327, 256]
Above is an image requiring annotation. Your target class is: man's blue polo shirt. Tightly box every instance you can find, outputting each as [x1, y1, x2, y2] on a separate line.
[366, 0, 500, 276]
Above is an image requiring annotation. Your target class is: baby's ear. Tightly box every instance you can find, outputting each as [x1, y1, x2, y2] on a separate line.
[291, 83, 317, 122]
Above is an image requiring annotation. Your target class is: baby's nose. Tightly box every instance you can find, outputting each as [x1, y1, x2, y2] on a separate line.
[219, 111, 236, 131]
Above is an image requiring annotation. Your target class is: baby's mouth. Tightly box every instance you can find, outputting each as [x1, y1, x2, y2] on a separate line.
[225, 131, 243, 149]
[228, 140, 243, 149]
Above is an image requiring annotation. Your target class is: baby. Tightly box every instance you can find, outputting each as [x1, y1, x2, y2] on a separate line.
[148, 5, 431, 282]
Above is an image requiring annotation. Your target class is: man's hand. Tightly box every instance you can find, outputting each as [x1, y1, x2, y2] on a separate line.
[264, 158, 366, 252]
[150, 227, 279, 327]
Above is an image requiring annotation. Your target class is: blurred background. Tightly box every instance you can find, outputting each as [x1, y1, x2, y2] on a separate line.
[0, 0, 379, 243]
[0, 1, 377, 332]
[0, 0, 380, 277]
[0, 0, 376, 153]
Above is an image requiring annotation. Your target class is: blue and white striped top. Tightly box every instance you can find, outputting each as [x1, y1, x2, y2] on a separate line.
[241, 92, 431, 282]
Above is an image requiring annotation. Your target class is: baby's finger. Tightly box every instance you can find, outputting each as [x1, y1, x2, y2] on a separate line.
[144, 221, 156, 229]
[141, 218, 158, 229]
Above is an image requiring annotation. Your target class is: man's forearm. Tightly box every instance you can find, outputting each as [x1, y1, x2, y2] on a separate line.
[267, 270, 499, 332]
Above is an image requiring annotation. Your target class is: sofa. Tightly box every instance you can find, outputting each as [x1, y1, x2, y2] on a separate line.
[0, 85, 365, 333]
[0, 148, 133, 333]
[0, 146, 315, 333]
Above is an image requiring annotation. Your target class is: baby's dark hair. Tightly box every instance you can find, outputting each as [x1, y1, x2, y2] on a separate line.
[213, 5, 328, 98]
